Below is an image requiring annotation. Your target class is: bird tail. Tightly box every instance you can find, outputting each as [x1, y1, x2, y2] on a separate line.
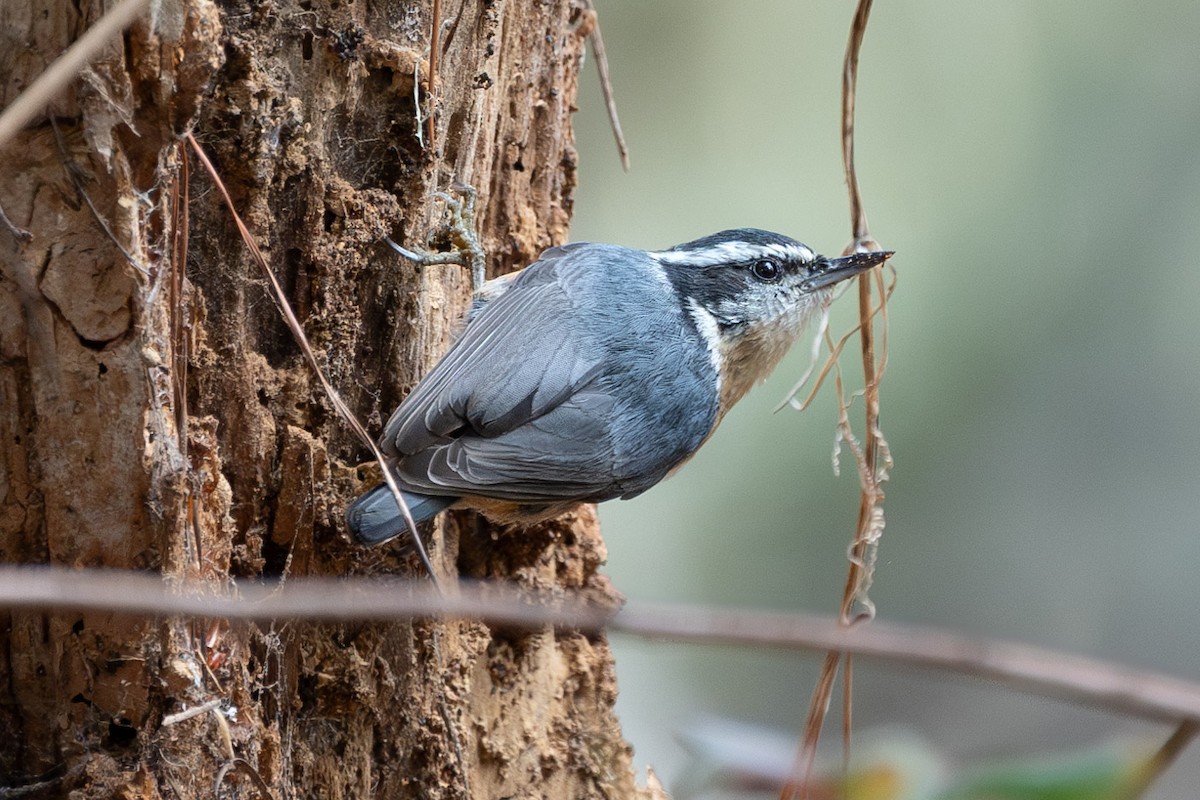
[345, 484, 456, 545]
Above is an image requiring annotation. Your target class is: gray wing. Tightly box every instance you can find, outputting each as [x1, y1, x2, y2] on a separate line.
[380, 247, 623, 502]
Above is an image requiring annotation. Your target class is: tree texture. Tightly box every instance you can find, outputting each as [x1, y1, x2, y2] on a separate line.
[0, 0, 657, 797]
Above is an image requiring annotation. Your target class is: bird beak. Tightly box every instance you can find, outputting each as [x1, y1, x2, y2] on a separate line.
[805, 250, 893, 290]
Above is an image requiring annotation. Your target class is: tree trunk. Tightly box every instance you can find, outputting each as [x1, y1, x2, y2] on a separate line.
[0, 1, 656, 797]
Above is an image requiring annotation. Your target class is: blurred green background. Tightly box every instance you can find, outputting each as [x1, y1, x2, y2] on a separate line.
[569, 1, 1200, 797]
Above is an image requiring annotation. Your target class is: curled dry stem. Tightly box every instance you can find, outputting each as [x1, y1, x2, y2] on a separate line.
[784, 0, 886, 796]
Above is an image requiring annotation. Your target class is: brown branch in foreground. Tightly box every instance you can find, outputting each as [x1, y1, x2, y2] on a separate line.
[1, 566, 1199, 725]
[184, 134, 440, 587]
[777, 266, 897, 413]
[1126, 720, 1200, 800]
[780, 651, 839, 799]
[0, 0, 152, 149]
[840, 0, 887, 626]
[427, 0, 441, 154]
[840, 0, 888, 618]
[579, 0, 631, 171]
[841, 0, 874, 243]
[791, 1, 885, 796]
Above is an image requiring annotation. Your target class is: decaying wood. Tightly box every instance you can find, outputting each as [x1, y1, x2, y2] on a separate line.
[0, 1, 655, 797]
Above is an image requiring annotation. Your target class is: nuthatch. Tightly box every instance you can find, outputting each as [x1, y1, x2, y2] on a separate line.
[347, 228, 892, 545]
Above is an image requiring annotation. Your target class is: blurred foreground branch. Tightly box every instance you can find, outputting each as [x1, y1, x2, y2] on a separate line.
[1, 566, 1198, 724]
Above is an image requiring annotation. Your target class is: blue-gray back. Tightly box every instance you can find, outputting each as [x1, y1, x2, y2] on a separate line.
[381, 243, 720, 503]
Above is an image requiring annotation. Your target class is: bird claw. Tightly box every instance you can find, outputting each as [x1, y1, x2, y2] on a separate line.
[386, 183, 487, 290]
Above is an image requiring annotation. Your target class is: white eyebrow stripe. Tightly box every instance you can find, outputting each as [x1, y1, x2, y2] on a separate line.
[649, 241, 816, 266]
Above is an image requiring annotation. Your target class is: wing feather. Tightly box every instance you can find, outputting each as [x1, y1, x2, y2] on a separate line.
[383, 263, 591, 451]
[378, 243, 720, 506]
[380, 248, 619, 500]
[394, 387, 617, 500]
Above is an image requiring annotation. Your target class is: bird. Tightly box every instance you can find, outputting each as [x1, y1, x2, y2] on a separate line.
[346, 228, 892, 545]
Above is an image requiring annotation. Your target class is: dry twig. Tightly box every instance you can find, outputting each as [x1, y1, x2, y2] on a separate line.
[213, 758, 274, 799]
[0, 0, 151, 149]
[2, 567, 1200, 724]
[426, 0, 441, 153]
[1125, 720, 1200, 800]
[162, 698, 224, 726]
[49, 117, 149, 276]
[785, 2, 888, 796]
[184, 134, 440, 586]
[579, 1, 631, 171]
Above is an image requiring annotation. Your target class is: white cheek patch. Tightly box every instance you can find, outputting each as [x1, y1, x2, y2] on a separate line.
[711, 284, 823, 329]
[686, 298, 724, 394]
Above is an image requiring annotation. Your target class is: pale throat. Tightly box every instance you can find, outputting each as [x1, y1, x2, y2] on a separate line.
[715, 296, 827, 419]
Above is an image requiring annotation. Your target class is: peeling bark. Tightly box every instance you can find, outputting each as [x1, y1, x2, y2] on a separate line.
[0, 1, 661, 797]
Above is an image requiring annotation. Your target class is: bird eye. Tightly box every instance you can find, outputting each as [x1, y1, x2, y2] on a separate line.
[751, 259, 781, 282]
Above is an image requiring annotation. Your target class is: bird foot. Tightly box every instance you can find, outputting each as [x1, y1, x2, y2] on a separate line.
[385, 183, 487, 290]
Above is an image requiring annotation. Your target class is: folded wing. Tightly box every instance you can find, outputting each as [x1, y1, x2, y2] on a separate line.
[381, 250, 622, 502]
